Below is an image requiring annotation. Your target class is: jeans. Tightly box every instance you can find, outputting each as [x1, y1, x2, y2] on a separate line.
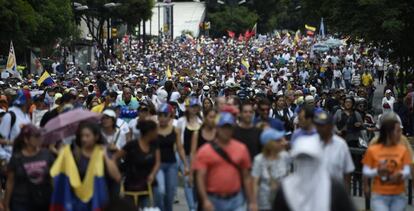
[371, 194, 407, 211]
[156, 162, 178, 211]
[334, 78, 342, 88]
[344, 79, 351, 90]
[178, 156, 197, 211]
[208, 191, 246, 211]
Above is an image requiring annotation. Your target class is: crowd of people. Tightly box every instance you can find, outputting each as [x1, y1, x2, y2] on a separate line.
[0, 32, 413, 211]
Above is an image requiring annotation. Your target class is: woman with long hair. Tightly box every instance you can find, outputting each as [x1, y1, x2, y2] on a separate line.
[156, 104, 188, 211]
[49, 122, 121, 210]
[189, 109, 217, 210]
[113, 120, 161, 209]
[176, 98, 202, 211]
[362, 118, 412, 211]
[3, 124, 54, 211]
[201, 98, 214, 118]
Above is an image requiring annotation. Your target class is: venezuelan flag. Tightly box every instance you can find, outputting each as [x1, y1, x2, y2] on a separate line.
[240, 59, 250, 75]
[37, 71, 55, 86]
[50, 145, 108, 211]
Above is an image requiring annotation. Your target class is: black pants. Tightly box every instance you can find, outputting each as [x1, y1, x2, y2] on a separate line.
[378, 71, 384, 84]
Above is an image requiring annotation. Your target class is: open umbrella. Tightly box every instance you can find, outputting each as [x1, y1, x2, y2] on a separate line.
[43, 108, 102, 144]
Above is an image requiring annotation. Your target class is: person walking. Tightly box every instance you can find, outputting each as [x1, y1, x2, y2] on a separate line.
[362, 118, 412, 211]
[314, 111, 355, 190]
[113, 120, 161, 209]
[272, 135, 356, 211]
[234, 102, 262, 161]
[252, 128, 290, 211]
[155, 103, 188, 211]
[176, 97, 202, 211]
[3, 124, 55, 211]
[193, 112, 257, 211]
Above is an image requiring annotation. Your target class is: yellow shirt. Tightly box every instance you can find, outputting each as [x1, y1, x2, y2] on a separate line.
[361, 73, 373, 86]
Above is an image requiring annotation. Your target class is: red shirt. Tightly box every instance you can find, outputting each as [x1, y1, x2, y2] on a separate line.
[192, 139, 251, 194]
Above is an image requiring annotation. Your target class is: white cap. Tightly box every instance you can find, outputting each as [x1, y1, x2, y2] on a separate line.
[102, 109, 117, 119]
[305, 95, 315, 103]
[291, 135, 322, 159]
[385, 89, 392, 94]
[203, 85, 210, 91]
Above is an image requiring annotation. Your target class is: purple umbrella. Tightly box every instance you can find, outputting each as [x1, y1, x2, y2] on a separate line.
[43, 109, 102, 144]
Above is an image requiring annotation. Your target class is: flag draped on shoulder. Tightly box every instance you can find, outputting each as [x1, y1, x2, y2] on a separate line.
[6, 41, 21, 80]
[37, 71, 55, 86]
[49, 145, 108, 211]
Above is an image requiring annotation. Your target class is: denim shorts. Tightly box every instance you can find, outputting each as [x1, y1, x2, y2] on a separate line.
[371, 193, 407, 211]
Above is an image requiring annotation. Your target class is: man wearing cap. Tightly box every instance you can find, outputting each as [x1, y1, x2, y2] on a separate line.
[0, 90, 32, 161]
[314, 111, 355, 187]
[193, 112, 257, 211]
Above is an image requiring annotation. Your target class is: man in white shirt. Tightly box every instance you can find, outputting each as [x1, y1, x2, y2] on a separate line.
[0, 91, 31, 160]
[314, 111, 355, 190]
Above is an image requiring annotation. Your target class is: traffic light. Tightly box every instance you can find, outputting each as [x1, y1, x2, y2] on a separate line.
[111, 28, 117, 38]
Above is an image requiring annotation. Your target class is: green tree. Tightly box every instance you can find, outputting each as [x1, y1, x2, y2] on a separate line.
[0, 0, 74, 59]
[209, 6, 258, 37]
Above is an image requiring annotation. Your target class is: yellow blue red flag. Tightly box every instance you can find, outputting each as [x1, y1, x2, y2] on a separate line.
[49, 145, 108, 211]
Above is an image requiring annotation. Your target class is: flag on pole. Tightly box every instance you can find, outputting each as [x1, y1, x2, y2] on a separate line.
[305, 24, 316, 36]
[37, 71, 55, 86]
[238, 34, 244, 42]
[30, 52, 44, 76]
[227, 30, 235, 38]
[6, 41, 21, 80]
[319, 18, 325, 38]
[251, 23, 257, 37]
[275, 31, 281, 39]
[244, 30, 252, 41]
[293, 30, 301, 45]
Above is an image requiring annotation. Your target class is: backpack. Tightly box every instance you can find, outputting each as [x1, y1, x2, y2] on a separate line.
[0, 111, 16, 140]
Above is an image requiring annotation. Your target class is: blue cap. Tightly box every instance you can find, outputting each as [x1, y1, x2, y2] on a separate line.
[260, 128, 285, 145]
[158, 103, 173, 114]
[217, 112, 235, 127]
[13, 90, 26, 106]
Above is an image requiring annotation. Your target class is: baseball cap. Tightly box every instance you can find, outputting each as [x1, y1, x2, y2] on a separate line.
[385, 89, 392, 94]
[313, 111, 333, 125]
[103, 109, 117, 119]
[260, 128, 285, 145]
[217, 112, 235, 127]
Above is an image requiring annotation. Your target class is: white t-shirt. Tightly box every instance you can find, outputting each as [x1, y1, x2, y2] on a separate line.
[102, 128, 127, 149]
[382, 96, 396, 112]
[320, 135, 355, 181]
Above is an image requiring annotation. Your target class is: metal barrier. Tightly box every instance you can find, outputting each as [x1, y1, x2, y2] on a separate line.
[349, 147, 413, 210]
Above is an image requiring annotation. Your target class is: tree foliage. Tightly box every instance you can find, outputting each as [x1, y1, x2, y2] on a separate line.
[0, 0, 74, 56]
[209, 6, 258, 37]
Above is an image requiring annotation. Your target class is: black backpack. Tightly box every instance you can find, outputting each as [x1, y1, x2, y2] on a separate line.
[0, 111, 16, 140]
